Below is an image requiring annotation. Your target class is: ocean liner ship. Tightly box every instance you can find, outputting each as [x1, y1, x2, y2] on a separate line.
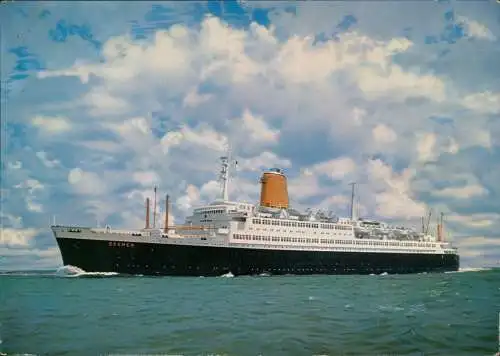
[52, 154, 460, 276]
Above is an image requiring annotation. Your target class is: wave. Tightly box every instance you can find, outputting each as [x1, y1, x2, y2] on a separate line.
[219, 271, 234, 278]
[445, 267, 493, 274]
[55, 265, 119, 278]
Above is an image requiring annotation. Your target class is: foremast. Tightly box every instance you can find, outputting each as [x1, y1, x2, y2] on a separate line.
[218, 146, 237, 203]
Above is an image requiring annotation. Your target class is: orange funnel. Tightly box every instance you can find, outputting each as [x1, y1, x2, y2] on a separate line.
[259, 168, 289, 209]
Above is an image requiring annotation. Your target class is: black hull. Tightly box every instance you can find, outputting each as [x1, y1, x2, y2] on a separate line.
[56, 238, 460, 276]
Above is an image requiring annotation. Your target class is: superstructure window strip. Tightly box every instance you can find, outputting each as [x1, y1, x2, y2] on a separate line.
[233, 234, 439, 249]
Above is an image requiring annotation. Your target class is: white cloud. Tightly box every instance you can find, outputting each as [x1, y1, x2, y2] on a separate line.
[372, 124, 397, 144]
[160, 131, 184, 155]
[36, 151, 61, 168]
[14, 179, 44, 193]
[68, 168, 107, 196]
[240, 109, 279, 145]
[84, 88, 132, 116]
[237, 151, 291, 172]
[351, 107, 366, 126]
[177, 125, 228, 152]
[9, 5, 500, 271]
[182, 86, 212, 108]
[32, 115, 71, 133]
[462, 91, 500, 114]
[366, 159, 426, 219]
[456, 236, 500, 248]
[316, 194, 351, 212]
[200, 180, 223, 202]
[176, 184, 201, 213]
[356, 66, 446, 102]
[287, 168, 324, 201]
[310, 157, 357, 181]
[132, 171, 160, 187]
[455, 127, 492, 150]
[447, 213, 499, 228]
[433, 184, 487, 199]
[26, 197, 43, 213]
[273, 32, 413, 86]
[416, 133, 437, 162]
[457, 16, 497, 41]
[0, 212, 23, 229]
[0, 228, 39, 247]
[447, 138, 460, 154]
[7, 161, 22, 170]
[13, 179, 45, 213]
[0, 246, 63, 271]
[76, 140, 122, 153]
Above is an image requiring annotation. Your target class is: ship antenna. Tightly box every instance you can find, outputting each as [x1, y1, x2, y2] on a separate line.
[348, 182, 357, 221]
[219, 155, 229, 202]
[219, 142, 237, 202]
[153, 185, 157, 228]
[164, 194, 170, 234]
[145, 197, 150, 229]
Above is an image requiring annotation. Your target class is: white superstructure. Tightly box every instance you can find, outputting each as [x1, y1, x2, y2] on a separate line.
[53, 154, 458, 257]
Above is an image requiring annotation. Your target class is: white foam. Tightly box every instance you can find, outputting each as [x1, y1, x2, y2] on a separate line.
[219, 271, 234, 278]
[445, 267, 492, 274]
[55, 265, 119, 277]
[378, 305, 404, 312]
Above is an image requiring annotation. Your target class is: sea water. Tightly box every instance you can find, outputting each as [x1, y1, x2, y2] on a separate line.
[1, 267, 499, 355]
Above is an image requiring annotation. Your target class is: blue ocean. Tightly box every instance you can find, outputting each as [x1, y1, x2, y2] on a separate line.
[1, 267, 499, 355]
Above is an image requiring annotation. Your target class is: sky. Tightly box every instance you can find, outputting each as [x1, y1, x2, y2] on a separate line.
[1, 0, 499, 271]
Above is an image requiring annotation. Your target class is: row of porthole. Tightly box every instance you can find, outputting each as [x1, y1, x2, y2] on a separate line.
[113, 264, 442, 274]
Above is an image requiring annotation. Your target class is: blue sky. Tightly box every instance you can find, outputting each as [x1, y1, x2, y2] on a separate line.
[1, 0, 499, 270]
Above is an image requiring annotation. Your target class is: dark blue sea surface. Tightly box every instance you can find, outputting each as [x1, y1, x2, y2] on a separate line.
[1, 267, 499, 355]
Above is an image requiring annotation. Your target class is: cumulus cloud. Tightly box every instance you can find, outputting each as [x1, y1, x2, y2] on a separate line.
[366, 159, 426, 219]
[32, 115, 71, 133]
[7, 161, 22, 170]
[416, 133, 437, 162]
[36, 151, 61, 168]
[372, 124, 397, 145]
[14, 179, 45, 213]
[462, 91, 500, 115]
[4, 2, 500, 270]
[456, 16, 497, 41]
[433, 184, 488, 200]
[0, 228, 39, 247]
[240, 109, 280, 145]
[447, 213, 499, 228]
[236, 151, 291, 173]
[68, 168, 107, 196]
[310, 157, 357, 181]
